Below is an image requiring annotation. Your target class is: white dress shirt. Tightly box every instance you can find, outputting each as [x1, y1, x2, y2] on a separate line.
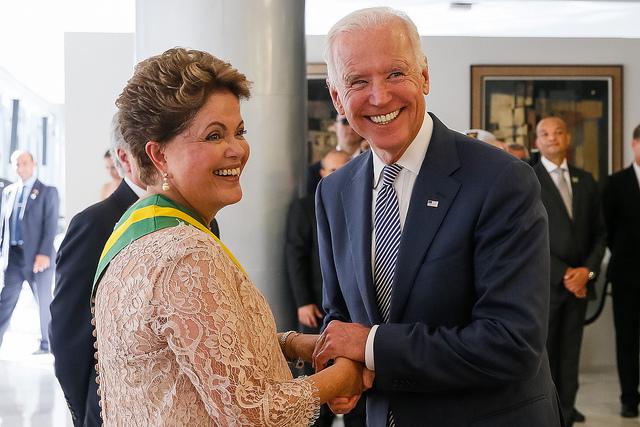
[633, 161, 640, 190]
[365, 113, 434, 371]
[540, 155, 573, 197]
[124, 176, 147, 198]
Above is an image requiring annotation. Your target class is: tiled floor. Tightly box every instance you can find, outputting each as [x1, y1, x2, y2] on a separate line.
[0, 284, 639, 426]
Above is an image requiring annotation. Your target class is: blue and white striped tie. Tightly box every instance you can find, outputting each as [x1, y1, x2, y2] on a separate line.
[374, 163, 402, 426]
[374, 163, 403, 324]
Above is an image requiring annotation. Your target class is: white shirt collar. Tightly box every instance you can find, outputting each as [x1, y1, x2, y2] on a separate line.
[540, 155, 569, 174]
[18, 175, 37, 188]
[372, 113, 433, 189]
[632, 161, 640, 186]
[124, 176, 146, 198]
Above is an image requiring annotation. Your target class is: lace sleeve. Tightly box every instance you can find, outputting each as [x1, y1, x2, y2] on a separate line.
[154, 237, 320, 426]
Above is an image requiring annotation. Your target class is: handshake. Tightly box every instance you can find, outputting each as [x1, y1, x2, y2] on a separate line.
[281, 320, 375, 414]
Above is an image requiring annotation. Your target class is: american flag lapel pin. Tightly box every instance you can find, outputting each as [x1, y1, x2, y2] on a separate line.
[427, 200, 439, 208]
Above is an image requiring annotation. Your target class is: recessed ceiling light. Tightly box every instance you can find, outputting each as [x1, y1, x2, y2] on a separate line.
[450, 2, 473, 10]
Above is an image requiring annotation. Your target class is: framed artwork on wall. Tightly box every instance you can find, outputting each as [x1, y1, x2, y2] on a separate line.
[470, 65, 623, 180]
[307, 63, 337, 165]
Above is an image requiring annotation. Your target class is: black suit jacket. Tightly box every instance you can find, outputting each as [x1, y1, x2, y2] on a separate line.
[285, 195, 323, 309]
[50, 180, 138, 427]
[533, 162, 606, 300]
[602, 165, 640, 283]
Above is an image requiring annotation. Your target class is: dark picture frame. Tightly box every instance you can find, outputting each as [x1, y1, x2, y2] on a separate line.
[471, 65, 623, 179]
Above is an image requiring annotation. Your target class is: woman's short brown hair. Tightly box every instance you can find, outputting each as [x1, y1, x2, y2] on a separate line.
[116, 47, 252, 185]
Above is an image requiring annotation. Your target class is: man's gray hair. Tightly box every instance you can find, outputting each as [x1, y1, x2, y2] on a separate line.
[109, 112, 126, 177]
[324, 7, 427, 86]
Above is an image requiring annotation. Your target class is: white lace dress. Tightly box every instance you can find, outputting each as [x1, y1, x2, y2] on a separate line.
[94, 223, 319, 426]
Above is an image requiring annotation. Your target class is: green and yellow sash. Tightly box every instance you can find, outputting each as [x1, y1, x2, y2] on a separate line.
[90, 194, 246, 307]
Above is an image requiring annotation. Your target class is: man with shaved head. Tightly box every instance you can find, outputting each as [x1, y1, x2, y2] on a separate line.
[533, 116, 606, 426]
[0, 150, 59, 354]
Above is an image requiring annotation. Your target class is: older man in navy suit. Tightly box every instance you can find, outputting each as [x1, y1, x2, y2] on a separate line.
[0, 150, 59, 354]
[311, 7, 562, 427]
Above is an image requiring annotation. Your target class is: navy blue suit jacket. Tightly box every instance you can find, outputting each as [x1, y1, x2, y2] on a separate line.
[1, 179, 59, 273]
[316, 114, 562, 426]
[51, 180, 138, 427]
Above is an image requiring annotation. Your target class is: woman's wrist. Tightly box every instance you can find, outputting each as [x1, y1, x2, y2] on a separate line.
[278, 331, 300, 360]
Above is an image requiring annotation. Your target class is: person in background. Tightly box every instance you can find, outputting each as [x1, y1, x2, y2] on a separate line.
[602, 123, 640, 419]
[307, 114, 365, 194]
[506, 142, 531, 162]
[532, 116, 606, 426]
[313, 7, 561, 426]
[463, 128, 506, 150]
[92, 47, 370, 426]
[287, 149, 366, 427]
[0, 150, 59, 354]
[50, 115, 146, 427]
[100, 150, 122, 200]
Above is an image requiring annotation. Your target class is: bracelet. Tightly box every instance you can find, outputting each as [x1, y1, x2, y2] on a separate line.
[279, 331, 305, 368]
[278, 331, 298, 354]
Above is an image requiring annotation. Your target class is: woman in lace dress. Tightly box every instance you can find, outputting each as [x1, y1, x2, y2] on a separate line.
[91, 48, 369, 426]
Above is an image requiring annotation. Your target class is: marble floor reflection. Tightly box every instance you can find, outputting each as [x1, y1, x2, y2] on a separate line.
[0, 283, 72, 427]
[0, 283, 639, 426]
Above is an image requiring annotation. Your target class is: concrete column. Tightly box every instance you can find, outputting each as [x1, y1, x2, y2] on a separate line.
[136, 0, 306, 330]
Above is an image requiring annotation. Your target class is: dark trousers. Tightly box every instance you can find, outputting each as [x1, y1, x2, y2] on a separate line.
[0, 246, 53, 349]
[297, 322, 367, 427]
[612, 279, 640, 408]
[547, 292, 588, 424]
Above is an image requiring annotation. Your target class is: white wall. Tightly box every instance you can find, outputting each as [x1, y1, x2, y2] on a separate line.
[307, 35, 636, 369]
[307, 35, 640, 167]
[63, 32, 134, 221]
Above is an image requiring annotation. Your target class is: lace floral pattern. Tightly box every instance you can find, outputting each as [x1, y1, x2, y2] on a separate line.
[95, 223, 320, 426]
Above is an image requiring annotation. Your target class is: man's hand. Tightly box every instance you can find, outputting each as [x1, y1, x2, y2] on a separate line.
[298, 304, 324, 328]
[312, 320, 370, 370]
[33, 254, 50, 273]
[564, 267, 589, 298]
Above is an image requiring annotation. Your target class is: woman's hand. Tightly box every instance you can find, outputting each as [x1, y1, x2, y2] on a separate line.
[326, 357, 374, 414]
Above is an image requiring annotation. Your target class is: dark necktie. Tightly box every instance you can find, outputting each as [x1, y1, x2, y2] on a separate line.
[374, 163, 403, 323]
[373, 164, 403, 427]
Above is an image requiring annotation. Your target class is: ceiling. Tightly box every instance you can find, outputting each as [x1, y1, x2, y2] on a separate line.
[306, 0, 640, 37]
[1, 0, 640, 104]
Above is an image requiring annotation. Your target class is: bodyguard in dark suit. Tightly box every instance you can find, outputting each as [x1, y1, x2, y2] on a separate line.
[602, 123, 640, 418]
[50, 130, 146, 426]
[312, 8, 562, 426]
[0, 150, 59, 353]
[288, 150, 351, 334]
[533, 117, 606, 425]
[287, 150, 367, 427]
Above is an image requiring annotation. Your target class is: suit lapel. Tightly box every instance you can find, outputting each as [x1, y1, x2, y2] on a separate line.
[341, 153, 381, 324]
[624, 166, 640, 199]
[21, 179, 42, 220]
[535, 163, 573, 222]
[568, 166, 583, 225]
[390, 114, 461, 322]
